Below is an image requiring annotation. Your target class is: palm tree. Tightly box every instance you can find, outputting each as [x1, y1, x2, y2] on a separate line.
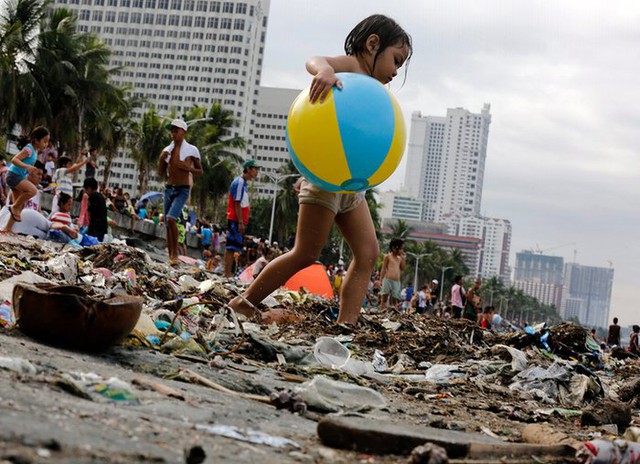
[481, 275, 504, 307]
[129, 107, 170, 196]
[366, 188, 382, 238]
[32, 9, 121, 153]
[388, 218, 412, 241]
[0, 0, 47, 131]
[186, 103, 246, 217]
[84, 90, 137, 187]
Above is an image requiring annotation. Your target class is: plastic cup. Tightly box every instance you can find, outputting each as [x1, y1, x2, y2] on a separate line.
[313, 336, 350, 369]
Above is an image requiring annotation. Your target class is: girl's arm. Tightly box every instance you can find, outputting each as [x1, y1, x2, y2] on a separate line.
[10, 148, 37, 173]
[305, 55, 359, 103]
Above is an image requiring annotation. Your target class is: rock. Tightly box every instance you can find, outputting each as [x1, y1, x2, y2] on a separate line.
[409, 443, 448, 463]
[581, 400, 632, 430]
[184, 445, 206, 464]
[618, 377, 640, 406]
[521, 423, 580, 448]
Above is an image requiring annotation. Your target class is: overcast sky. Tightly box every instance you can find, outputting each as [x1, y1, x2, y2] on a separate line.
[260, 0, 640, 327]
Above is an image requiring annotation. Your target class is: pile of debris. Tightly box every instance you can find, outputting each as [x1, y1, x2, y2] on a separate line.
[1, 234, 639, 463]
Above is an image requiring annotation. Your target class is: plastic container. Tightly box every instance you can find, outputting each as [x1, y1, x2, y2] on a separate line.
[313, 337, 350, 369]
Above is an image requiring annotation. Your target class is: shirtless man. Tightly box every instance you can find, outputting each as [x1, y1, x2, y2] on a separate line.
[157, 119, 203, 266]
[379, 238, 406, 309]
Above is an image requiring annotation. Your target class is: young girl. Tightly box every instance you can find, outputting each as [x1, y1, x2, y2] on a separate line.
[49, 192, 79, 242]
[230, 14, 412, 326]
[3, 127, 50, 233]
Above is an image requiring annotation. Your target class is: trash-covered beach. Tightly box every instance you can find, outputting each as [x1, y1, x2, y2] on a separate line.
[1, 235, 639, 463]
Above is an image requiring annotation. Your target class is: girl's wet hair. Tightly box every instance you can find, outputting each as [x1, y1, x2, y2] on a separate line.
[344, 14, 413, 71]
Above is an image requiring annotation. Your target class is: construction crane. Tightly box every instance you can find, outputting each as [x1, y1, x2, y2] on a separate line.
[530, 242, 576, 255]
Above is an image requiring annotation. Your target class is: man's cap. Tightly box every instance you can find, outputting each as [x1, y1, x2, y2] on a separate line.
[432, 279, 439, 284]
[243, 159, 259, 170]
[166, 118, 188, 131]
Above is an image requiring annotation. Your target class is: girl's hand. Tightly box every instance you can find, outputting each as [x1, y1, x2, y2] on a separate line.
[293, 177, 303, 194]
[309, 69, 342, 103]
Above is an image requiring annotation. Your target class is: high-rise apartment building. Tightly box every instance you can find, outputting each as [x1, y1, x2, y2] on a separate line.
[51, 0, 271, 194]
[379, 191, 424, 222]
[400, 103, 510, 281]
[562, 263, 614, 329]
[441, 213, 511, 282]
[252, 86, 299, 196]
[513, 251, 564, 308]
[404, 104, 491, 222]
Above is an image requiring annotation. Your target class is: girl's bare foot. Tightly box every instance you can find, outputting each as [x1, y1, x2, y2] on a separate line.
[228, 296, 304, 325]
[228, 295, 260, 319]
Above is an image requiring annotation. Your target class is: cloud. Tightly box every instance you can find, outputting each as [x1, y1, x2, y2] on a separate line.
[261, 1, 640, 326]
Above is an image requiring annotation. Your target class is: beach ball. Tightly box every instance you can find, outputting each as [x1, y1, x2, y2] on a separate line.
[492, 314, 502, 326]
[286, 72, 406, 192]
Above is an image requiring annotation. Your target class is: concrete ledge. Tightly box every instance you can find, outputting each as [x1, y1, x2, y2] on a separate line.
[40, 191, 201, 249]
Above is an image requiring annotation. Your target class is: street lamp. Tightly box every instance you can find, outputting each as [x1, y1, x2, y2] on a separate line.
[262, 172, 298, 243]
[406, 252, 432, 290]
[439, 266, 453, 302]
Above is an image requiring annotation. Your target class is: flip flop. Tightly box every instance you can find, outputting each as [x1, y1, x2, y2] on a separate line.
[8, 206, 21, 222]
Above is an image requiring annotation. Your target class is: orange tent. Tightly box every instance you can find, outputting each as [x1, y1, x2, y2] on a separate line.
[283, 262, 334, 298]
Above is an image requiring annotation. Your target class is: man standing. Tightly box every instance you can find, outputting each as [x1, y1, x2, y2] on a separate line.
[224, 159, 259, 277]
[451, 275, 466, 319]
[157, 119, 202, 266]
[606, 317, 621, 348]
[428, 279, 439, 308]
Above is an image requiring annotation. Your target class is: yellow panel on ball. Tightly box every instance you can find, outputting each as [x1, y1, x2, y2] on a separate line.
[287, 88, 350, 187]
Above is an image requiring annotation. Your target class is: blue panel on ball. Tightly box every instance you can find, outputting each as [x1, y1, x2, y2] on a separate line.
[287, 133, 341, 192]
[333, 73, 395, 180]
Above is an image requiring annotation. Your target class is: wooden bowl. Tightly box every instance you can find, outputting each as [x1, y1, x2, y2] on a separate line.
[13, 283, 142, 351]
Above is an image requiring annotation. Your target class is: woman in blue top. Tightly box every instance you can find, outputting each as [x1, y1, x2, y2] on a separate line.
[3, 126, 50, 233]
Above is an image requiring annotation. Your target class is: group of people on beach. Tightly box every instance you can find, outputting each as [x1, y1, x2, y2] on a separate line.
[3, 15, 415, 329]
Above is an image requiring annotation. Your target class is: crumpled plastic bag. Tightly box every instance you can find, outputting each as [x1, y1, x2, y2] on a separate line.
[509, 361, 574, 403]
[492, 344, 528, 371]
[423, 364, 465, 385]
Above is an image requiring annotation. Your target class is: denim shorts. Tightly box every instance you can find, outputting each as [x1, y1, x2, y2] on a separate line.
[163, 185, 190, 220]
[5, 171, 26, 189]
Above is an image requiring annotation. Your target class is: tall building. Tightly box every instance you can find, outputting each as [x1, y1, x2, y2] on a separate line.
[404, 104, 492, 222]
[441, 213, 511, 282]
[51, 0, 271, 194]
[252, 86, 299, 197]
[562, 263, 614, 329]
[379, 191, 424, 222]
[513, 251, 564, 308]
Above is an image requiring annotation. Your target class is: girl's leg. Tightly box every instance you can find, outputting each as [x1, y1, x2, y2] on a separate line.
[11, 180, 37, 215]
[334, 201, 380, 325]
[3, 182, 36, 232]
[229, 203, 335, 318]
